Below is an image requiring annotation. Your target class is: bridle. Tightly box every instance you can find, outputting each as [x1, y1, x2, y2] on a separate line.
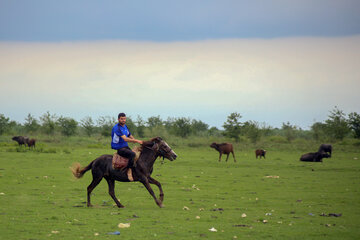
[142, 141, 172, 159]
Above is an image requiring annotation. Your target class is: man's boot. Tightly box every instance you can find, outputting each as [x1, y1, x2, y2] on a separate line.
[127, 168, 134, 181]
[127, 158, 134, 181]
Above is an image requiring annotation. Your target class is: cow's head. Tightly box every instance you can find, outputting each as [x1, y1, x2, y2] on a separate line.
[210, 143, 217, 148]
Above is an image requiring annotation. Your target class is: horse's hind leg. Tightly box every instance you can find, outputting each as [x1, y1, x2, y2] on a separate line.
[232, 151, 236, 162]
[148, 176, 164, 203]
[87, 177, 102, 207]
[105, 178, 125, 208]
[226, 153, 230, 162]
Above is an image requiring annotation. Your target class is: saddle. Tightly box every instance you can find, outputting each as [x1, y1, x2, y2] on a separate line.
[112, 150, 140, 182]
[112, 153, 128, 169]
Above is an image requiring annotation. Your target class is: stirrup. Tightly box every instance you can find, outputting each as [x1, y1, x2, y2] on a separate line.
[127, 168, 134, 182]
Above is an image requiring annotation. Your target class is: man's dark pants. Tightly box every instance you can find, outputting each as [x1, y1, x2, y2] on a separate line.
[117, 147, 135, 168]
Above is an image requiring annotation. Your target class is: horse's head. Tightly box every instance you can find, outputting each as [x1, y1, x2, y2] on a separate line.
[150, 137, 178, 161]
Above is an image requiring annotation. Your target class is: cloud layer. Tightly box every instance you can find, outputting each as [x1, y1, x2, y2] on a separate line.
[1, 36, 359, 128]
[1, 0, 360, 41]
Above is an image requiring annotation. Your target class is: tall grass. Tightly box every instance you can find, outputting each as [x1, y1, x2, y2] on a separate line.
[1, 133, 359, 153]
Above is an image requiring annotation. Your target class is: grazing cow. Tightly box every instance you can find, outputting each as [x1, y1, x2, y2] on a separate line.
[26, 138, 36, 149]
[318, 144, 332, 157]
[300, 152, 330, 162]
[12, 136, 29, 146]
[210, 142, 236, 162]
[255, 149, 266, 159]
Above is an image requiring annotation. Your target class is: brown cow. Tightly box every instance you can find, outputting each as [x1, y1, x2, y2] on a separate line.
[255, 149, 266, 159]
[210, 142, 236, 162]
[26, 138, 36, 149]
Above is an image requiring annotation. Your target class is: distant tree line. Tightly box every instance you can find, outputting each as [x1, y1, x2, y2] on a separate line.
[222, 107, 360, 143]
[0, 107, 359, 143]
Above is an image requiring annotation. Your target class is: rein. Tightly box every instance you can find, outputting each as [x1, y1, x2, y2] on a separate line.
[142, 141, 159, 151]
[142, 141, 171, 160]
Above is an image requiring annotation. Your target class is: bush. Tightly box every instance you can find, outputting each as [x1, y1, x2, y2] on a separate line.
[0, 142, 15, 147]
[87, 143, 105, 149]
[268, 136, 288, 144]
[58, 117, 78, 136]
[62, 148, 71, 154]
[44, 148, 57, 153]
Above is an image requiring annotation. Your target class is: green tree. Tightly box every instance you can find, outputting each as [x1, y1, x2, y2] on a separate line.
[172, 117, 192, 138]
[223, 112, 242, 142]
[125, 116, 136, 135]
[97, 116, 116, 137]
[208, 126, 222, 136]
[243, 120, 261, 144]
[325, 107, 350, 141]
[311, 122, 327, 141]
[260, 123, 274, 137]
[81, 116, 95, 137]
[58, 117, 78, 136]
[147, 115, 166, 136]
[348, 112, 360, 139]
[147, 115, 163, 128]
[164, 117, 175, 129]
[40, 111, 57, 135]
[190, 119, 209, 135]
[282, 122, 297, 142]
[136, 115, 145, 138]
[0, 114, 11, 135]
[24, 113, 40, 133]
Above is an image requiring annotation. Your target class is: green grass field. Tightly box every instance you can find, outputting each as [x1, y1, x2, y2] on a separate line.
[0, 139, 359, 240]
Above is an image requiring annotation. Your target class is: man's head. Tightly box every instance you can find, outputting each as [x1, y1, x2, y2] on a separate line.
[118, 113, 126, 126]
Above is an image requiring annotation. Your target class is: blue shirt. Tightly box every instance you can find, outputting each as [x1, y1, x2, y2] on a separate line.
[111, 123, 131, 149]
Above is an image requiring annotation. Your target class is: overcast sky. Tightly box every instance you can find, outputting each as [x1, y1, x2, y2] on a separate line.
[1, 0, 360, 129]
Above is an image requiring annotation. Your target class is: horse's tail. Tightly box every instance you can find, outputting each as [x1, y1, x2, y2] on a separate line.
[71, 161, 94, 179]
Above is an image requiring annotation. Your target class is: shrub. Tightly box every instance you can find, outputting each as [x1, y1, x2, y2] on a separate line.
[63, 148, 71, 154]
[268, 136, 288, 144]
[58, 117, 78, 136]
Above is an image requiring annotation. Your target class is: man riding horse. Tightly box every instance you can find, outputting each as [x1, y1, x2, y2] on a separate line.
[111, 113, 143, 177]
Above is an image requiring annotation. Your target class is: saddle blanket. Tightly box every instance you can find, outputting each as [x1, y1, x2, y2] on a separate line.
[112, 153, 134, 181]
[112, 153, 128, 169]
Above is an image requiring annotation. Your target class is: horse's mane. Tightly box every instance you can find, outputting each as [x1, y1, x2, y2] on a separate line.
[132, 147, 141, 162]
[132, 137, 161, 161]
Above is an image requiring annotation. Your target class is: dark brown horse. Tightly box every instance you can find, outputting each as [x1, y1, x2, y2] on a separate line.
[71, 137, 177, 208]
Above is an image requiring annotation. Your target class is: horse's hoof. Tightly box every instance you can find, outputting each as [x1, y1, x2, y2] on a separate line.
[156, 200, 164, 208]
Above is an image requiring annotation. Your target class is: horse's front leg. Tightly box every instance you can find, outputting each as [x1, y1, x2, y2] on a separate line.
[140, 178, 163, 208]
[148, 176, 164, 203]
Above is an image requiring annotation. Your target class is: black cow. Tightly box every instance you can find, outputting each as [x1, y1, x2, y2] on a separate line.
[255, 149, 266, 159]
[318, 144, 332, 157]
[300, 152, 330, 162]
[12, 136, 29, 146]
